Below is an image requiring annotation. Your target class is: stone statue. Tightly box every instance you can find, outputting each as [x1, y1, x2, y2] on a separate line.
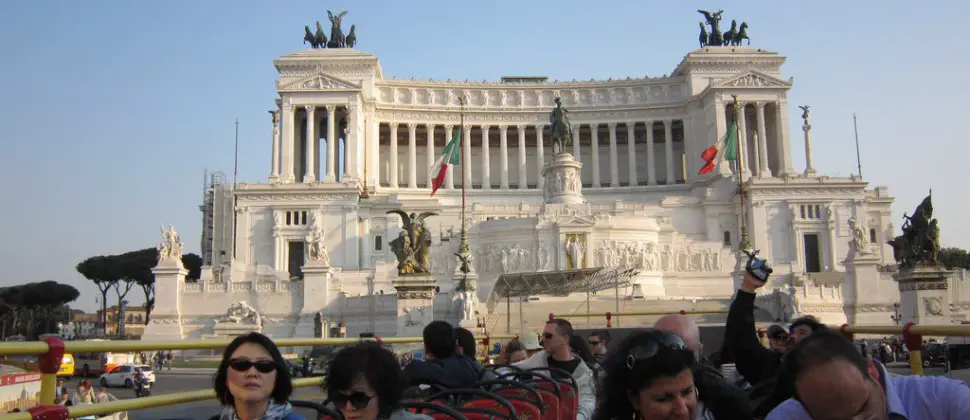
[723, 20, 738, 45]
[734, 22, 750, 46]
[698, 22, 709, 48]
[566, 235, 584, 269]
[888, 190, 940, 267]
[453, 288, 475, 321]
[222, 301, 262, 328]
[157, 225, 184, 262]
[848, 217, 870, 255]
[549, 97, 573, 155]
[697, 9, 724, 46]
[315, 21, 328, 48]
[387, 211, 437, 275]
[327, 10, 348, 48]
[799, 105, 811, 123]
[305, 212, 331, 265]
[345, 25, 357, 48]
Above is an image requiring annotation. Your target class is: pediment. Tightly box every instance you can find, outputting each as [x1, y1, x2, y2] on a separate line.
[277, 73, 361, 92]
[554, 215, 598, 227]
[713, 70, 792, 89]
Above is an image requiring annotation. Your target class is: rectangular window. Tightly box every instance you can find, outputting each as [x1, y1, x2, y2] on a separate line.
[302, 211, 308, 225]
[723, 231, 731, 246]
[814, 205, 821, 219]
[288, 241, 306, 280]
[286, 211, 292, 226]
[869, 228, 877, 243]
[800, 206, 806, 219]
[804, 234, 821, 273]
[375, 235, 383, 251]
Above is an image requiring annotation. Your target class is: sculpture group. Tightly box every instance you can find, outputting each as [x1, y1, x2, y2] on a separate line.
[888, 191, 941, 268]
[157, 225, 184, 262]
[697, 10, 750, 47]
[304, 10, 357, 49]
[388, 211, 437, 275]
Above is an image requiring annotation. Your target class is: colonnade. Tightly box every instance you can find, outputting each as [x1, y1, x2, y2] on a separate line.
[269, 103, 357, 183]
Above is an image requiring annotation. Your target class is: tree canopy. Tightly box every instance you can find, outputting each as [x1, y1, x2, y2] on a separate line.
[0, 281, 79, 339]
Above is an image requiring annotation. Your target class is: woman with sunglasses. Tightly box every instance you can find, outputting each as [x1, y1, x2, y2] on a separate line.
[325, 342, 431, 420]
[593, 330, 704, 420]
[213, 332, 300, 420]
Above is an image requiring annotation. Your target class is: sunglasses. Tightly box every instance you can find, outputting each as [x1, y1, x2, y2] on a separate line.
[228, 358, 277, 373]
[589, 340, 602, 346]
[625, 331, 687, 369]
[542, 333, 555, 340]
[332, 391, 374, 410]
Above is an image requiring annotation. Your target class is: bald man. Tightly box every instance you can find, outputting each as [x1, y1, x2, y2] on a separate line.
[654, 314, 752, 420]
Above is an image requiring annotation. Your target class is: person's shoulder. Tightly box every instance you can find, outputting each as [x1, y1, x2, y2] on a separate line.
[282, 412, 305, 420]
[891, 372, 970, 400]
[765, 398, 811, 420]
[388, 408, 433, 420]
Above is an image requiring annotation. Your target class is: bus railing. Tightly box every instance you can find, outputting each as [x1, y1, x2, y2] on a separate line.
[0, 334, 516, 420]
[548, 310, 729, 327]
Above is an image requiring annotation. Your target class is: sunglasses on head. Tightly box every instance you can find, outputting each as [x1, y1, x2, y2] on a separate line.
[625, 331, 687, 369]
[228, 358, 277, 373]
[332, 391, 373, 410]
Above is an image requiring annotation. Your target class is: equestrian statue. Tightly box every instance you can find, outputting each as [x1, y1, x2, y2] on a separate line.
[549, 97, 573, 155]
[888, 190, 941, 268]
[697, 10, 750, 47]
[301, 10, 356, 49]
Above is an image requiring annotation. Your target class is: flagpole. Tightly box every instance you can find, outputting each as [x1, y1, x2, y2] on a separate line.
[732, 95, 751, 251]
[457, 98, 471, 281]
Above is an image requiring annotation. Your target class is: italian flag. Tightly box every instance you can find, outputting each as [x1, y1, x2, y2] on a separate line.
[698, 121, 739, 175]
[430, 127, 461, 196]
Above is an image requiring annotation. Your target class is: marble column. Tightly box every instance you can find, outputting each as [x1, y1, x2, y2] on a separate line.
[517, 125, 527, 189]
[737, 105, 750, 176]
[751, 131, 762, 178]
[389, 123, 399, 188]
[481, 126, 491, 190]
[535, 125, 544, 189]
[407, 123, 418, 188]
[608, 122, 619, 187]
[344, 110, 356, 178]
[445, 125, 454, 189]
[270, 110, 280, 180]
[325, 105, 337, 182]
[590, 124, 601, 188]
[426, 124, 436, 188]
[775, 101, 795, 175]
[755, 102, 772, 178]
[281, 104, 295, 182]
[303, 106, 317, 183]
[463, 124, 472, 189]
[646, 121, 657, 185]
[499, 125, 509, 189]
[572, 125, 581, 158]
[626, 122, 637, 186]
[664, 119, 674, 184]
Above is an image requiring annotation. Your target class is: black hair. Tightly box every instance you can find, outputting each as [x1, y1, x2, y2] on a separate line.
[504, 340, 526, 354]
[214, 332, 293, 406]
[325, 342, 407, 418]
[590, 330, 611, 344]
[592, 331, 695, 420]
[454, 327, 476, 358]
[423, 320, 456, 359]
[546, 318, 574, 339]
[784, 332, 870, 403]
[569, 335, 596, 365]
[789, 315, 828, 334]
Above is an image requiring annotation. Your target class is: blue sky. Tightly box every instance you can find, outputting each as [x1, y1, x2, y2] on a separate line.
[1, 1, 967, 312]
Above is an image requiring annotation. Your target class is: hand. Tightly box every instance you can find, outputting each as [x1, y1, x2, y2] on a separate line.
[740, 271, 765, 294]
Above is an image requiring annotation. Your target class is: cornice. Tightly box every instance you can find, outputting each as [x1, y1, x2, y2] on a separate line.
[376, 75, 686, 89]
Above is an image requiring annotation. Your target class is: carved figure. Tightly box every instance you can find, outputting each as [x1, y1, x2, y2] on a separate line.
[157, 225, 184, 262]
[304, 26, 321, 48]
[924, 297, 943, 316]
[723, 20, 738, 46]
[848, 217, 870, 255]
[698, 22, 709, 48]
[327, 10, 348, 48]
[549, 97, 573, 155]
[315, 21, 328, 48]
[305, 212, 331, 265]
[888, 190, 940, 267]
[387, 210, 437, 274]
[734, 22, 750, 46]
[221, 301, 262, 328]
[697, 9, 724, 46]
[345, 25, 357, 48]
[566, 235, 585, 269]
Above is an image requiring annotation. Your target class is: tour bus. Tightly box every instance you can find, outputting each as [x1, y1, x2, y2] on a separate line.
[74, 344, 135, 377]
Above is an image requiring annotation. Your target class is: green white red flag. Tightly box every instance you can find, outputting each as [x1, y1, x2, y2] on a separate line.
[430, 127, 461, 196]
[698, 121, 739, 175]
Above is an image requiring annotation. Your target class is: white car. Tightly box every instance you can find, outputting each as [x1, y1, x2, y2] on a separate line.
[99, 364, 155, 388]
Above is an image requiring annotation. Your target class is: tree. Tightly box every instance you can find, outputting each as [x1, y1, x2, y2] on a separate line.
[76, 256, 120, 336]
[0, 282, 78, 339]
[182, 253, 203, 282]
[939, 247, 970, 270]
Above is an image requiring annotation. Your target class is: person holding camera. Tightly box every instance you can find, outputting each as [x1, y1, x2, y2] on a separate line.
[725, 252, 827, 417]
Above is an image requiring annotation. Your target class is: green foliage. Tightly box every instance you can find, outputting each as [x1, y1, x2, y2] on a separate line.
[182, 253, 203, 281]
[0, 281, 79, 339]
[938, 247, 970, 270]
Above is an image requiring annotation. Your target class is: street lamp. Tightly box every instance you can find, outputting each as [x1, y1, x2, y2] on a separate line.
[890, 302, 902, 325]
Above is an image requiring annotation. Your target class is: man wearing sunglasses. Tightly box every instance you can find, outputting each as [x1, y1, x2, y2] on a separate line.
[588, 330, 610, 365]
[512, 319, 597, 420]
[768, 332, 970, 420]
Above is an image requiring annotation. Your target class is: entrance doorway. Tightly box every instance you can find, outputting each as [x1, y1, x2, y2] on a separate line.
[803, 233, 821, 273]
[288, 241, 305, 280]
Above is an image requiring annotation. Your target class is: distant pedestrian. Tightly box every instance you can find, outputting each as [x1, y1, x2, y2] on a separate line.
[165, 351, 173, 371]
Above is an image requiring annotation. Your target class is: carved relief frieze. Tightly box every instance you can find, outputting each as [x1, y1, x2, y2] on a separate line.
[237, 193, 358, 202]
[899, 281, 948, 292]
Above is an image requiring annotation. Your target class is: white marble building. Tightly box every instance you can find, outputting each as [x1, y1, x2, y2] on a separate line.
[145, 44, 944, 341]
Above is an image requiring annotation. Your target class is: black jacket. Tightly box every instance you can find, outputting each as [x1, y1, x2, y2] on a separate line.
[403, 354, 483, 389]
[724, 290, 790, 418]
[693, 359, 753, 419]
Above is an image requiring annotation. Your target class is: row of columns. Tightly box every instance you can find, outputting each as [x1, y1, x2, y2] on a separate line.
[383, 120, 682, 189]
[270, 104, 356, 183]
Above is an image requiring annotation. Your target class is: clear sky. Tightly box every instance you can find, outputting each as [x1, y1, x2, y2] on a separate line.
[1, 1, 967, 312]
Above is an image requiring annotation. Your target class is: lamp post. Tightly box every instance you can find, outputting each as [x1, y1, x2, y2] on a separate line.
[890, 302, 902, 325]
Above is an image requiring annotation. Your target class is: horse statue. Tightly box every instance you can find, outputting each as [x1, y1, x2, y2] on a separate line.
[733, 22, 750, 46]
[315, 21, 328, 48]
[304, 26, 321, 48]
[345, 25, 357, 48]
[327, 10, 348, 48]
[549, 97, 573, 155]
[698, 22, 709, 48]
[698, 9, 724, 46]
[723, 20, 738, 46]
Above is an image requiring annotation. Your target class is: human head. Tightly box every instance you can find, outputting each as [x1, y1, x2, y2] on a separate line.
[785, 332, 887, 420]
[214, 332, 292, 408]
[326, 343, 408, 420]
[454, 327, 476, 359]
[521, 332, 543, 355]
[767, 324, 790, 351]
[654, 315, 702, 360]
[543, 319, 574, 355]
[423, 321, 456, 359]
[594, 330, 697, 420]
[504, 340, 527, 363]
[789, 315, 827, 343]
[589, 330, 611, 356]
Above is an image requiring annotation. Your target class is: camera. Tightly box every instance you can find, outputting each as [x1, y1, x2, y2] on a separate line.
[744, 249, 773, 282]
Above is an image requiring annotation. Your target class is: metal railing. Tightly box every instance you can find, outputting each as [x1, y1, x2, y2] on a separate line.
[0, 334, 516, 420]
[831, 323, 970, 376]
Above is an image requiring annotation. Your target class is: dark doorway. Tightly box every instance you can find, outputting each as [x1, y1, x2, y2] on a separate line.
[288, 241, 306, 280]
[804, 234, 821, 273]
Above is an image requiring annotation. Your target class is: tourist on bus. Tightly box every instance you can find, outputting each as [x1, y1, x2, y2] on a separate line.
[499, 340, 528, 364]
[514, 319, 597, 420]
[213, 332, 300, 420]
[592, 330, 701, 420]
[588, 330, 611, 365]
[403, 321, 483, 389]
[326, 342, 431, 420]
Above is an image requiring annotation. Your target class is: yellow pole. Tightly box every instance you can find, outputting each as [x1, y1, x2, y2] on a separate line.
[39, 372, 57, 405]
[908, 349, 923, 376]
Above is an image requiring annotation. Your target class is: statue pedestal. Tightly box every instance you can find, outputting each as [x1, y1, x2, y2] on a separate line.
[394, 274, 438, 338]
[144, 259, 187, 340]
[453, 270, 481, 331]
[843, 252, 883, 324]
[213, 321, 262, 338]
[299, 262, 336, 337]
[893, 264, 953, 326]
[542, 153, 584, 205]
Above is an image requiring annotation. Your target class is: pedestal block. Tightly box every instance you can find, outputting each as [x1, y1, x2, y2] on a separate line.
[893, 264, 953, 326]
[844, 252, 883, 324]
[394, 274, 438, 338]
[542, 153, 584, 204]
[454, 271, 481, 332]
[143, 260, 188, 340]
[298, 263, 336, 338]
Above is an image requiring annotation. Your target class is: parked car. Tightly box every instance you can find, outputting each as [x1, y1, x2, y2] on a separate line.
[922, 343, 947, 368]
[99, 364, 155, 388]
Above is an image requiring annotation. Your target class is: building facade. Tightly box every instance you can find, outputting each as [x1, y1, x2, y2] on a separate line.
[145, 44, 936, 341]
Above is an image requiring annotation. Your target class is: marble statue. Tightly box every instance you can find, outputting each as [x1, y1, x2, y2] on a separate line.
[221, 301, 262, 327]
[157, 225, 184, 262]
[305, 211, 331, 265]
[848, 217, 870, 255]
[387, 211, 437, 275]
[566, 235, 585, 269]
